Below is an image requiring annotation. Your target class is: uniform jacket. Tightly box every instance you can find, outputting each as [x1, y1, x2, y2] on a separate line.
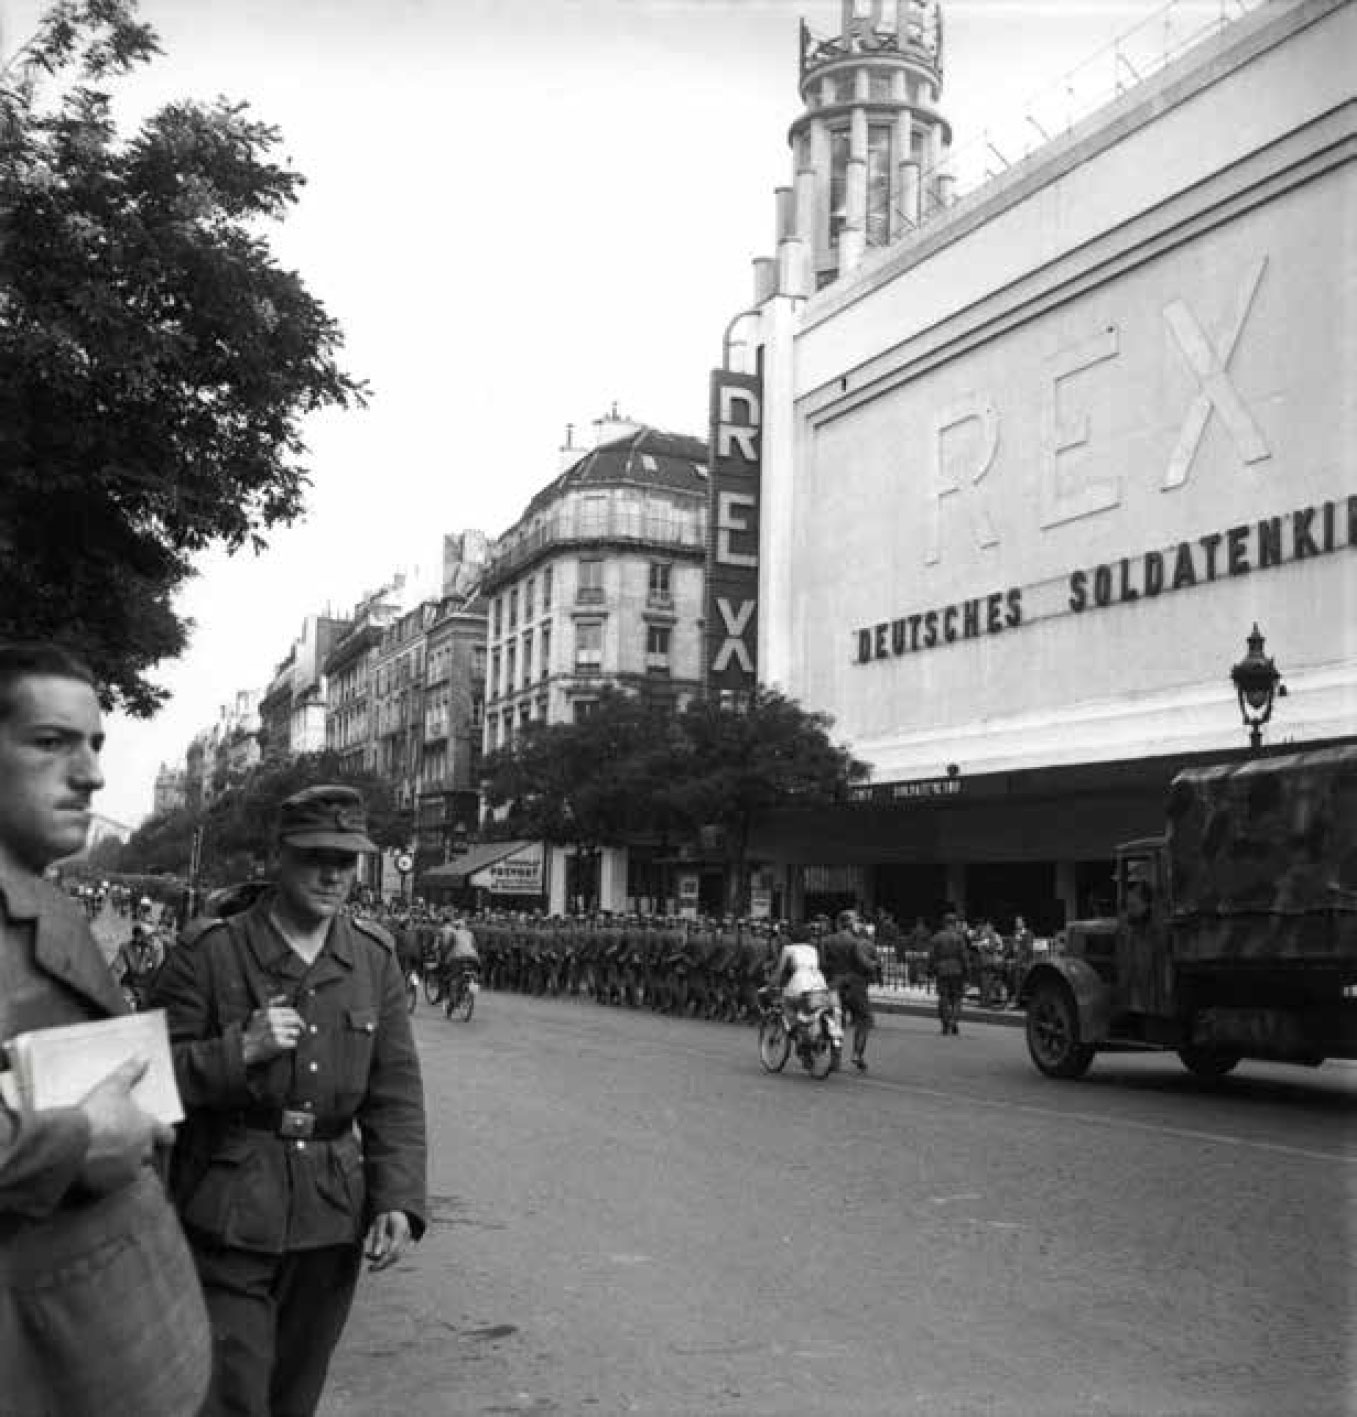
[0, 869, 125, 1217]
[1, 867, 210, 1417]
[150, 898, 427, 1254]
[930, 926, 968, 978]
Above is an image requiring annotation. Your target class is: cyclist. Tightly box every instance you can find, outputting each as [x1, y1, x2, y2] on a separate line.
[437, 914, 481, 998]
[768, 926, 842, 1065]
[112, 922, 165, 1010]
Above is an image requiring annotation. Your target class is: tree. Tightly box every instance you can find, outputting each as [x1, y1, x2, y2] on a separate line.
[481, 688, 686, 909]
[0, 1, 365, 713]
[481, 685, 866, 914]
[118, 753, 412, 885]
[673, 687, 867, 914]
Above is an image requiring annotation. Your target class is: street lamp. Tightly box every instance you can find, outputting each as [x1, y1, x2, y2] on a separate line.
[1229, 623, 1285, 752]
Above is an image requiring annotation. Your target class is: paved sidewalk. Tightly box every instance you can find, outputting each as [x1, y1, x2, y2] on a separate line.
[869, 983, 1026, 1029]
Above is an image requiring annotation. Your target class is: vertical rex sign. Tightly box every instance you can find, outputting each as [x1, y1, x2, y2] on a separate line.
[705, 368, 762, 697]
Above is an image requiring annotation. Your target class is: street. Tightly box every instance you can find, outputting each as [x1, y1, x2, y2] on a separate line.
[320, 991, 1355, 1417]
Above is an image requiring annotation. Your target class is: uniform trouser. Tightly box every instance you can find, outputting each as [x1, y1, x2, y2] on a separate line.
[937, 977, 964, 1027]
[190, 1237, 362, 1417]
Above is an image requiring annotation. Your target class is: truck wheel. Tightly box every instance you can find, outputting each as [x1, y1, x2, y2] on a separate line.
[1026, 981, 1095, 1079]
[1177, 1047, 1241, 1079]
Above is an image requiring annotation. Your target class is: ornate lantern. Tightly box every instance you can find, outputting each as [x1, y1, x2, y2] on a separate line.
[1229, 624, 1284, 751]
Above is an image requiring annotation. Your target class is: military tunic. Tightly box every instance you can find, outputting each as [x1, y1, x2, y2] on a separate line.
[152, 897, 427, 1252]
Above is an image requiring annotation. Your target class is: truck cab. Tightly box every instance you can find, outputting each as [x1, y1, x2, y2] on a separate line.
[1020, 745, 1357, 1080]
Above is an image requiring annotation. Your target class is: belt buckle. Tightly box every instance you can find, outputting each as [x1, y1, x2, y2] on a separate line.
[278, 1108, 316, 1139]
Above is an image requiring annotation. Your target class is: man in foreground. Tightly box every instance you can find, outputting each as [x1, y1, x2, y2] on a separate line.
[152, 784, 428, 1417]
[0, 641, 210, 1416]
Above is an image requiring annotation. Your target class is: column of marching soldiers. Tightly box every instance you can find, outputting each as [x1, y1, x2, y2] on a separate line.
[407, 912, 783, 1022]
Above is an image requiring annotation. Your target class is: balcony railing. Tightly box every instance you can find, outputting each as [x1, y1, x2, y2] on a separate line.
[485, 507, 706, 587]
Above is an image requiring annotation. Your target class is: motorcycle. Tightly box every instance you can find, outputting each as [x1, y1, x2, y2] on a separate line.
[757, 987, 842, 1079]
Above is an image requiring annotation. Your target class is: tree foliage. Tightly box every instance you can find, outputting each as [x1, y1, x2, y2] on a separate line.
[117, 752, 412, 884]
[481, 686, 866, 911]
[0, 1, 365, 713]
[481, 687, 686, 849]
[670, 686, 868, 909]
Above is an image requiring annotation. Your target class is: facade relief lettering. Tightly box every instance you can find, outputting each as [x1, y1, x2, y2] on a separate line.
[1040, 327, 1121, 529]
[915, 254, 1273, 566]
[1162, 256, 1269, 490]
[925, 395, 1000, 565]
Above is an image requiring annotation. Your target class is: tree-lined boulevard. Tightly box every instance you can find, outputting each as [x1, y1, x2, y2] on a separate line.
[320, 995, 1354, 1417]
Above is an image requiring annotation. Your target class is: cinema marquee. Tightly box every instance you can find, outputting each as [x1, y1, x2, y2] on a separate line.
[705, 369, 763, 695]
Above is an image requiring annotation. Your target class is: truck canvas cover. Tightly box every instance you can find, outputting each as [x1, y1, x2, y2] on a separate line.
[1164, 746, 1357, 966]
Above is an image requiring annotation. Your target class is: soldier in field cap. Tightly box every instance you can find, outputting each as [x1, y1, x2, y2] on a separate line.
[151, 782, 427, 1417]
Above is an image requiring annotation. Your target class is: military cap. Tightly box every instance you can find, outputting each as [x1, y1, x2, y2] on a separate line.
[277, 784, 377, 853]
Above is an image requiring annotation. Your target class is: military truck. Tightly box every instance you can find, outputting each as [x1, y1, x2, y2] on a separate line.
[1020, 745, 1357, 1079]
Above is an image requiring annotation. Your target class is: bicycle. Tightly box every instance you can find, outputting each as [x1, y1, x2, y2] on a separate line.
[422, 947, 444, 1006]
[444, 968, 478, 1022]
[756, 989, 838, 1078]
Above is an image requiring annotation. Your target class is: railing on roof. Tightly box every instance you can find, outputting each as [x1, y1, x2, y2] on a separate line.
[485, 507, 707, 586]
[904, 0, 1269, 229]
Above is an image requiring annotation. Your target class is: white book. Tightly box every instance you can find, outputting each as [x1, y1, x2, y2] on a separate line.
[3, 1009, 184, 1126]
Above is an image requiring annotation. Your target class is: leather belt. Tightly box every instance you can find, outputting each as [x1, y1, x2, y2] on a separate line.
[236, 1108, 352, 1141]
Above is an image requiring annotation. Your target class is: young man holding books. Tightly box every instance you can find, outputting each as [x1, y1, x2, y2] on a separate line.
[0, 641, 210, 1416]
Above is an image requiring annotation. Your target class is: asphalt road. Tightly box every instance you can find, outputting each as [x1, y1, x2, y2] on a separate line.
[314, 989, 1354, 1417]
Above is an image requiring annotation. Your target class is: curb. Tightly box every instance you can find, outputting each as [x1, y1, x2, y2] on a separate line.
[871, 993, 1027, 1030]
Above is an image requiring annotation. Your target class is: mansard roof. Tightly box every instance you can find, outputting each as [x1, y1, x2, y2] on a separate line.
[518, 426, 708, 525]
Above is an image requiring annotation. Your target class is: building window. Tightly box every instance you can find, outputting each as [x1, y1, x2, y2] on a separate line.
[647, 562, 672, 603]
[489, 649, 500, 700]
[521, 631, 533, 687]
[573, 698, 598, 723]
[867, 123, 892, 246]
[829, 127, 850, 248]
[574, 619, 603, 672]
[577, 558, 604, 604]
[869, 69, 892, 101]
[535, 694, 547, 721]
[508, 588, 518, 628]
[518, 703, 532, 734]
[525, 576, 535, 618]
[493, 598, 502, 637]
[506, 643, 516, 689]
[473, 645, 486, 678]
[580, 493, 607, 535]
[540, 625, 551, 679]
[543, 566, 553, 609]
[645, 625, 671, 670]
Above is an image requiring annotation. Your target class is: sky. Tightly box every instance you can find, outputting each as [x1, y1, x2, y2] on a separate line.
[4, 0, 1239, 826]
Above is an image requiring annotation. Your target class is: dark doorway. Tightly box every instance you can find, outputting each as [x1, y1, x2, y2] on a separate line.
[964, 861, 1061, 935]
[872, 862, 950, 929]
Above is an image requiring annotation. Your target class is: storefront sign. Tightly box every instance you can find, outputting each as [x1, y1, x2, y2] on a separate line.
[481, 846, 543, 896]
[854, 493, 1355, 665]
[706, 369, 762, 693]
[849, 776, 963, 803]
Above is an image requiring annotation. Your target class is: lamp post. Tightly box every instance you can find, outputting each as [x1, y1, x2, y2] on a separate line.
[1229, 623, 1285, 752]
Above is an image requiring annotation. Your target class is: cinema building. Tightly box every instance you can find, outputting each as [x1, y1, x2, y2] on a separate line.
[717, 0, 1355, 932]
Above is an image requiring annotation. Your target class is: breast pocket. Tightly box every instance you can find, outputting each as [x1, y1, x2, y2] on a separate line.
[331, 1007, 377, 1113]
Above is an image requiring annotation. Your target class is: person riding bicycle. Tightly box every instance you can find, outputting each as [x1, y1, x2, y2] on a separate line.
[768, 927, 843, 1064]
[437, 915, 481, 995]
[112, 922, 165, 1010]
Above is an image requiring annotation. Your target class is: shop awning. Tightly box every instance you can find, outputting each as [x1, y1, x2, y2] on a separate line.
[419, 840, 532, 885]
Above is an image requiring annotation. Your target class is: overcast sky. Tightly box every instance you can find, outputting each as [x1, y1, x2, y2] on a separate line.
[5, 0, 1236, 825]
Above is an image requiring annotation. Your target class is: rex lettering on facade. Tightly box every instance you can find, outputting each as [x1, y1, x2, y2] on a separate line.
[705, 370, 762, 694]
